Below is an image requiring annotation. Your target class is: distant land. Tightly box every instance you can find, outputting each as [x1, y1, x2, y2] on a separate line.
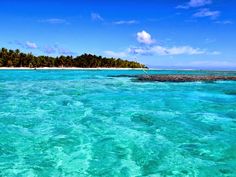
[0, 48, 147, 69]
[148, 65, 236, 71]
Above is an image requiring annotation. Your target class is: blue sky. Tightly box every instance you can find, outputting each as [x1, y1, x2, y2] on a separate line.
[1, 0, 236, 69]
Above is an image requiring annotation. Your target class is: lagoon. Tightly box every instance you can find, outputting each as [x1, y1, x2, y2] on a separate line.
[0, 70, 236, 176]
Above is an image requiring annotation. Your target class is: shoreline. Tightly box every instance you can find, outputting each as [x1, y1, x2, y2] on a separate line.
[0, 67, 148, 70]
[0, 67, 236, 72]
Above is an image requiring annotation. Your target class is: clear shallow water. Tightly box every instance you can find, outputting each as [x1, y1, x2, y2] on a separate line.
[0, 70, 236, 177]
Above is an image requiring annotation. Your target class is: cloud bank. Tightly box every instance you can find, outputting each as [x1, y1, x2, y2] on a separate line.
[113, 20, 138, 25]
[39, 18, 68, 24]
[129, 45, 206, 56]
[177, 0, 212, 9]
[104, 30, 220, 58]
[193, 8, 220, 19]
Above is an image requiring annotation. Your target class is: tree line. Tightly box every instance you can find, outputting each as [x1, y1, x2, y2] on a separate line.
[0, 48, 147, 68]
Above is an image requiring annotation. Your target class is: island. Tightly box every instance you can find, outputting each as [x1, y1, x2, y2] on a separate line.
[0, 48, 147, 69]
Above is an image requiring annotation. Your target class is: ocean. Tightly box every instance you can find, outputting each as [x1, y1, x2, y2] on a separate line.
[0, 69, 236, 176]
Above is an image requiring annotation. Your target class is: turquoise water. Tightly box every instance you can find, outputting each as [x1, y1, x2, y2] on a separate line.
[0, 70, 236, 177]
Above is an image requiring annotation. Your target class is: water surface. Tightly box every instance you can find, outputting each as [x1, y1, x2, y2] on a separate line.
[0, 70, 236, 177]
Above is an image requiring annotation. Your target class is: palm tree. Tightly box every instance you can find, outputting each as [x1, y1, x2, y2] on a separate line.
[0, 48, 147, 68]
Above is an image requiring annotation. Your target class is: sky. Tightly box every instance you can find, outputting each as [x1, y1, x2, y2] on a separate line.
[1, 0, 236, 69]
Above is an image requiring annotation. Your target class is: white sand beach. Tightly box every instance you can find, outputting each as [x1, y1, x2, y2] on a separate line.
[0, 67, 149, 70]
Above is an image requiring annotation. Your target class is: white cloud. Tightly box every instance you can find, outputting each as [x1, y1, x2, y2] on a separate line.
[91, 13, 104, 21]
[193, 8, 220, 19]
[215, 20, 233, 25]
[189, 0, 212, 7]
[54, 45, 75, 55]
[107, 45, 218, 57]
[113, 20, 138, 25]
[39, 18, 68, 24]
[137, 31, 155, 45]
[40, 44, 75, 55]
[13, 40, 38, 49]
[129, 45, 206, 56]
[26, 41, 38, 49]
[177, 0, 212, 9]
[208, 51, 221, 55]
[128, 47, 152, 55]
[104, 51, 127, 58]
[42, 46, 56, 54]
[176, 5, 189, 9]
[105, 30, 220, 58]
[155, 46, 205, 55]
[106, 45, 220, 58]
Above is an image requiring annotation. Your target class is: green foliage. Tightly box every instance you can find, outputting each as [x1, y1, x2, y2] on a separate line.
[0, 48, 147, 68]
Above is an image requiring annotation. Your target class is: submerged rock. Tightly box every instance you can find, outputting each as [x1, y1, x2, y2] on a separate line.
[136, 75, 236, 82]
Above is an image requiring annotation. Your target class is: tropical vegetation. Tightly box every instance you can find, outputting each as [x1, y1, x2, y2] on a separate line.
[0, 48, 146, 68]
